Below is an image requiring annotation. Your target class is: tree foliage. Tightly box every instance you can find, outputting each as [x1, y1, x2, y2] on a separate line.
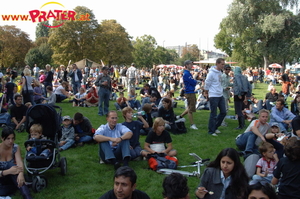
[35, 21, 50, 39]
[0, 25, 32, 69]
[48, 6, 99, 65]
[25, 43, 53, 68]
[96, 19, 133, 66]
[132, 35, 157, 68]
[214, 0, 300, 68]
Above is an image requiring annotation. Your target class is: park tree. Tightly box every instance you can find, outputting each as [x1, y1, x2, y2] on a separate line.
[153, 46, 177, 65]
[132, 35, 157, 68]
[176, 44, 200, 65]
[35, 21, 50, 39]
[48, 6, 99, 65]
[0, 25, 32, 69]
[96, 19, 133, 66]
[214, 0, 300, 69]
[25, 43, 53, 68]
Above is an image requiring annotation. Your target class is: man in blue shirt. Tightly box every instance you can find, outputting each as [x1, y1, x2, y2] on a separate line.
[176, 60, 198, 130]
[270, 99, 295, 134]
[94, 111, 133, 169]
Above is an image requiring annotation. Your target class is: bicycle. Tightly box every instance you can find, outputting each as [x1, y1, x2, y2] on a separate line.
[156, 153, 210, 178]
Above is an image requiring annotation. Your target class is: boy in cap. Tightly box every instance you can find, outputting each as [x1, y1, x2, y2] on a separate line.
[59, 115, 75, 151]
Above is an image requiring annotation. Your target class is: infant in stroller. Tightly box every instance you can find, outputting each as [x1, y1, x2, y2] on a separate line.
[26, 124, 51, 158]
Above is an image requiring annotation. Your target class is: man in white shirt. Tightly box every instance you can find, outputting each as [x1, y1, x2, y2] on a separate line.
[204, 58, 227, 136]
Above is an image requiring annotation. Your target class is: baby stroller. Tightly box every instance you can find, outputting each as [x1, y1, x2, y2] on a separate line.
[23, 104, 67, 192]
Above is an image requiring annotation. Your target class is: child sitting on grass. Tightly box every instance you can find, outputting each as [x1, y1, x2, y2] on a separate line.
[114, 92, 130, 111]
[141, 117, 177, 157]
[139, 104, 153, 135]
[26, 124, 51, 157]
[59, 116, 75, 151]
[252, 142, 278, 183]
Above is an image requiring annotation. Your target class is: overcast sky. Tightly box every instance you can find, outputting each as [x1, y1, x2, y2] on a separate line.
[0, 0, 233, 51]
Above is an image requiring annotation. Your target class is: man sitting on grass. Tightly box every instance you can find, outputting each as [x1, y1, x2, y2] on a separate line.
[94, 111, 133, 169]
[99, 166, 150, 199]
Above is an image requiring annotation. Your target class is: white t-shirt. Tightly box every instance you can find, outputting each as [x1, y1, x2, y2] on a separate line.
[244, 119, 270, 146]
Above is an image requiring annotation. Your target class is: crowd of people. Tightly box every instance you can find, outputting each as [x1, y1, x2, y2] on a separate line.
[0, 59, 300, 198]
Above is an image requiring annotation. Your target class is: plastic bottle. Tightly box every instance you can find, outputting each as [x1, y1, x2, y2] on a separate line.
[133, 111, 145, 117]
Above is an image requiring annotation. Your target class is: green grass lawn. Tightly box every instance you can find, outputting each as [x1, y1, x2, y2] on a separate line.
[12, 82, 287, 199]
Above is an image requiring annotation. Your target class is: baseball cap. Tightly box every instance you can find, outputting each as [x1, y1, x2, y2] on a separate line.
[63, 116, 71, 121]
[224, 65, 231, 70]
[184, 60, 193, 66]
[270, 122, 279, 128]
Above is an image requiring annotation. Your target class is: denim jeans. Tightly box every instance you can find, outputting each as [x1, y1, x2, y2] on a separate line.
[152, 76, 158, 88]
[60, 139, 75, 150]
[98, 87, 111, 116]
[72, 81, 81, 95]
[235, 131, 258, 154]
[130, 146, 142, 160]
[98, 140, 131, 162]
[208, 96, 227, 134]
[129, 100, 141, 110]
[77, 135, 93, 143]
[114, 102, 127, 110]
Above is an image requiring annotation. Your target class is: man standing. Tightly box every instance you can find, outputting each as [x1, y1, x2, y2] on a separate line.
[43, 64, 53, 96]
[10, 94, 27, 132]
[126, 63, 137, 93]
[99, 166, 150, 199]
[120, 65, 128, 89]
[150, 64, 159, 88]
[95, 67, 111, 116]
[68, 63, 82, 95]
[94, 111, 133, 169]
[236, 109, 270, 159]
[270, 99, 295, 133]
[221, 65, 233, 126]
[281, 69, 291, 100]
[33, 64, 40, 80]
[204, 58, 227, 136]
[176, 60, 198, 130]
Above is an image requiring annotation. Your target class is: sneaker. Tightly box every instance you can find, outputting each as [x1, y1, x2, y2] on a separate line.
[221, 122, 227, 127]
[211, 133, 218, 136]
[175, 118, 186, 123]
[190, 124, 198, 130]
[176, 115, 182, 120]
[99, 159, 104, 164]
[215, 130, 221, 134]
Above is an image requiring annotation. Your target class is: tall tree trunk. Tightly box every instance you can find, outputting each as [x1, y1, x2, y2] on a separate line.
[263, 56, 269, 70]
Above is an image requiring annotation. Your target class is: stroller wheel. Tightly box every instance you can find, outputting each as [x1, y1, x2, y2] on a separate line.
[60, 157, 67, 175]
[32, 176, 47, 192]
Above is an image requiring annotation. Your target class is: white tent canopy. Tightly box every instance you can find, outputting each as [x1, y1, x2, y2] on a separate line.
[73, 58, 102, 69]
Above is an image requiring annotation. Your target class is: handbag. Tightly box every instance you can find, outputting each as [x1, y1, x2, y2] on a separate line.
[22, 76, 29, 95]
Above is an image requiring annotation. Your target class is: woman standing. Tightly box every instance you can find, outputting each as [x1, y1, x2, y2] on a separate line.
[21, 68, 36, 105]
[195, 148, 249, 199]
[0, 127, 32, 198]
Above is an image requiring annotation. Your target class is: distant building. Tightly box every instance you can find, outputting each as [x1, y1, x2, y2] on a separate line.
[166, 46, 227, 59]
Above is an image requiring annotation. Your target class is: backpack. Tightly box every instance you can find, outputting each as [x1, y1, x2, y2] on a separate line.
[147, 153, 178, 171]
[175, 121, 187, 134]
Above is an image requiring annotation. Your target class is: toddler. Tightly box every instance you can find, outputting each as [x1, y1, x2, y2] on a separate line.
[59, 116, 75, 151]
[26, 124, 51, 157]
[252, 142, 278, 183]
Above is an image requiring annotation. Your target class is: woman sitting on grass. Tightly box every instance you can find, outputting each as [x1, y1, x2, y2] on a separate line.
[196, 148, 249, 199]
[0, 127, 32, 198]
